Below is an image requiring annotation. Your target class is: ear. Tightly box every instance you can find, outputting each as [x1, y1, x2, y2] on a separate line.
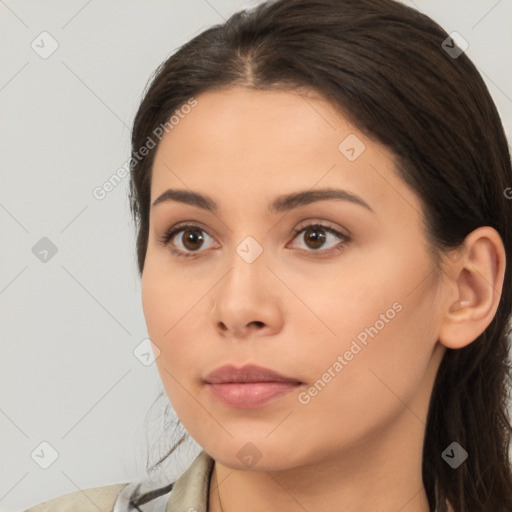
[438, 226, 506, 349]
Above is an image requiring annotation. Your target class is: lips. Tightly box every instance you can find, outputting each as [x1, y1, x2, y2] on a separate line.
[204, 363, 302, 384]
[204, 364, 304, 408]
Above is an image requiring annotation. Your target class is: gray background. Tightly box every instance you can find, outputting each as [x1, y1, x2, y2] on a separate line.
[1, 1, 511, 511]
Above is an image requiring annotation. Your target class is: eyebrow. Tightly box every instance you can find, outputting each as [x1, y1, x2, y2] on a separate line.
[151, 187, 373, 214]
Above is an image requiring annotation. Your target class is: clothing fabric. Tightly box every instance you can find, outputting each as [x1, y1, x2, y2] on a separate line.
[24, 450, 215, 512]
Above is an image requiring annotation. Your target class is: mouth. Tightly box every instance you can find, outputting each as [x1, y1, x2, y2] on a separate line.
[206, 381, 303, 408]
[204, 363, 304, 408]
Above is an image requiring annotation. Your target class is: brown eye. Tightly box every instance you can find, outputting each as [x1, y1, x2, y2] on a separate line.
[289, 223, 349, 254]
[158, 224, 217, 258]
[302, 227, 327, 249]
[180, 228, 205, 251]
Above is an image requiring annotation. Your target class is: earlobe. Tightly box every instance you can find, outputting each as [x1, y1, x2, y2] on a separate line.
[438, 226, 506, 350]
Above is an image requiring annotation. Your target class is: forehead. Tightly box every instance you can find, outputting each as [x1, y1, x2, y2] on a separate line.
[158, 86, 347, 152]
[149, 86, 422, 221]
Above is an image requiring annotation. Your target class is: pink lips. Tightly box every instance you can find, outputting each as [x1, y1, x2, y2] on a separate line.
[204, 364, 303, 408]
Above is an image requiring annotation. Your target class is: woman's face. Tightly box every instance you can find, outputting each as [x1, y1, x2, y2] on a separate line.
[141, 86, 449, 471]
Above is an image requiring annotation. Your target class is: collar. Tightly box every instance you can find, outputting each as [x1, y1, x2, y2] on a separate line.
[112, 450, 214, 512]
[166, 450, 215, 511]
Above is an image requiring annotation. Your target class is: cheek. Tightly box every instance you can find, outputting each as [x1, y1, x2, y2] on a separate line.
[295, 248, 440, 413]
[141, 250, 197, 340]
[306, 285, 438, 427]
[141, 268, 171, 343]
[141, 259, 207, 384]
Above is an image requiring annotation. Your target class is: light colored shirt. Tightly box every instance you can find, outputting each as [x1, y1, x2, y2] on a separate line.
[24, 450, 215, 512]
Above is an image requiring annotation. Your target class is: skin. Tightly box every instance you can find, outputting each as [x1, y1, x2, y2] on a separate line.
[141, 86, 505, 512]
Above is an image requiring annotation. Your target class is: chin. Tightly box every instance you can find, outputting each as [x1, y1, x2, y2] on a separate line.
[203, 436, 306, 472]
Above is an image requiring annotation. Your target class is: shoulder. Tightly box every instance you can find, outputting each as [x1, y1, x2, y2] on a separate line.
[23, 483, 129, 512]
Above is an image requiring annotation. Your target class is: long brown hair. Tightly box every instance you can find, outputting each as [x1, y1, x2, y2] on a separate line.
[128, 1, 512, 510]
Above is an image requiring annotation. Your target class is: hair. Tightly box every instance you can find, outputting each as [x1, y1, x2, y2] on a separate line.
[127, 0, 512, 510]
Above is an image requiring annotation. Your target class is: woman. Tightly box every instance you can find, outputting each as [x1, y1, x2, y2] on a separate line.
[25, 0, 512, 510]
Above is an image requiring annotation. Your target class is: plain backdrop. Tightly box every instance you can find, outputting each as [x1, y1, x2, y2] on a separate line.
[1, 1, 511, 510]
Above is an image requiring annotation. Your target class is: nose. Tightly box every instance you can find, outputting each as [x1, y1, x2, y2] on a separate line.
[211, 251, 284, 340]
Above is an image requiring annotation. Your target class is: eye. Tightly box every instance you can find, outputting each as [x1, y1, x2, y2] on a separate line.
[158, 221, 350, 258]
[158, 223, 217, 258]
[288, 223, 350, 254]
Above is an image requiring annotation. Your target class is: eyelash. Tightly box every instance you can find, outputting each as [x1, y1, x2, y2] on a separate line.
[158, 222, 350, 258]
